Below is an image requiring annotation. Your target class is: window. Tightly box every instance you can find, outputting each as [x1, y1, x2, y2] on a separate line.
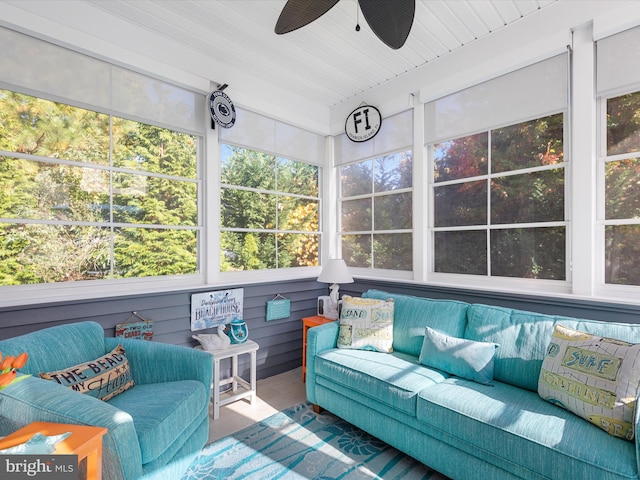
[340, 151, 413, 270]
[432, 113, 565, 279]
[220, 144, 320, 271]
[0, 89, 200, 285]
[603, 91, 640, 286]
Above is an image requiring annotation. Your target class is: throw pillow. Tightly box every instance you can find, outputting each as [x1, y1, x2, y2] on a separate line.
[39, 344, 134, 402]
[538, 324, 640, 441]
[418, 327, 499, 385]
[337, 295, 394, 353]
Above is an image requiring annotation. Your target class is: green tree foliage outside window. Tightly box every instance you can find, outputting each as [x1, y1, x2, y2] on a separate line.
[340, 151, 413, 271]
[0, 89, 199, 286]
[220, 144, 320, 271]
[433, 113, 565, 280]
[605, 91, 640, 286]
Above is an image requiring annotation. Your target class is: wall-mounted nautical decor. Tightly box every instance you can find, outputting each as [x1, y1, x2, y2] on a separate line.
[208, 83, 236, 129]
[191, 288, 244, 331]
[266, 294, 291, 321]
[345, 104, 381, 143]
[115, 311, 154, 341]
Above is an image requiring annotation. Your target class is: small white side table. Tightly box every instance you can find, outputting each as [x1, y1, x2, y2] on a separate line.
[199, 340, 259, 419]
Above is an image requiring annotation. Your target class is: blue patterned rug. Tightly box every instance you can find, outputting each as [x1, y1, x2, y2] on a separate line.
[183, 402, 448, 480]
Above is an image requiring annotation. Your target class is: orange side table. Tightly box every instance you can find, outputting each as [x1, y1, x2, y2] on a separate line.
[0, 422, 108, 480]
[302, 315, 336, 382]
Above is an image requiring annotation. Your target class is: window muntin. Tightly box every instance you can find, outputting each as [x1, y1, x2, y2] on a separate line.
[603, 91, 640, 286]
[432, 113, 565, 280]
[340, 151, 413, 271]
[220, 144, 320, 271]
[0, 89, 200, 285]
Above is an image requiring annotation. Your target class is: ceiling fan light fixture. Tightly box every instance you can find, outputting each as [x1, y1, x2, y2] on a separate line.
[275, 0, 415, 50]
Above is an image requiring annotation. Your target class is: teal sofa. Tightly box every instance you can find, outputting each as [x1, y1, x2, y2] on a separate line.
[306, 289, 640, 480]
[0, 321, 213, 480]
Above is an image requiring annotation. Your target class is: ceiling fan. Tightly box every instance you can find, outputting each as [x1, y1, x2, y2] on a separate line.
[275, 0, 416, 50]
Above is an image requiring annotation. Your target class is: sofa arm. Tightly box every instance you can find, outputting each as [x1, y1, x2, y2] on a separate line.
[305, 321, 339, 404]
[105, 337, 213, 391]
[0, 375, 143, 480]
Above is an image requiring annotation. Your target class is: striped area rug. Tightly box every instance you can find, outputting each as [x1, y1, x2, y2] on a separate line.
[183, 402, 448, 480]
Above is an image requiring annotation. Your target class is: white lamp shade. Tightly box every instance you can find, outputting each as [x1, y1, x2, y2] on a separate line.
[317, 259, 354, 284]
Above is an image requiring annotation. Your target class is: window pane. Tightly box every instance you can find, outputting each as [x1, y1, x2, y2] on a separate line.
[113, 118, 197, 178]
[342, 234, 371, 268]
[607, 92, 640, 156]
[490, 227, 565, 279]
[434, 231, 487, 275]
[341, 161, 372, 196]
[113, 173, 197, 226]
[277, 196, 318, 231]
[605, 158, 640, 220]
[277, 158, 319, 197]
[373, 233, 412, 270]
[114, 228, 197, 277]
[434, 133, 488, 183]
[0, 157, 110, 222]
[434, 180, 487, 227]
[221, 189, 276, 229]
[605, 225, 640, 285]
[277, 233, 319, 267]
[374, 193, 412, 230]
[491, 113, 563, 173]
[341, 198, 372, 231]
[220, 145, 276, 190]
[491, 169, 564, 224]
[0, 89, 110, 165]
[0, 223, 111, 285]
[374, 151, 412, 192]
[220, 231, 276, 271]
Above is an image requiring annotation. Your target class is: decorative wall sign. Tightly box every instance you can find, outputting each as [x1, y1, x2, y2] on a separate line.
[345, 104, 382, 142]
[191, 288, 244, 331]
[115, 312, 154, 341]
[209, 89, 236, 128]
[266, 294, 291, 321]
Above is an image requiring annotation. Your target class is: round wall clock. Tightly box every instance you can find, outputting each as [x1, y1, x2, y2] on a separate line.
[345, 105, 382, 142]
[209, 90, 236, 128]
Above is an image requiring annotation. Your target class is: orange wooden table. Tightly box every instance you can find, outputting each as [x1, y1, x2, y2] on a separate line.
[302, 315, 336, 382]
[0, 422, 108, 480]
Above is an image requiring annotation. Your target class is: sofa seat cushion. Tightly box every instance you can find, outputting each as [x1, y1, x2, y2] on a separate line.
[315, 348, 448, 416]
[416, 378, 637, 480]
[108, 380, 207, 464]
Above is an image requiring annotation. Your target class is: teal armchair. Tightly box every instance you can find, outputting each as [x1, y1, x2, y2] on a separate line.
[0, 321, 212, 480]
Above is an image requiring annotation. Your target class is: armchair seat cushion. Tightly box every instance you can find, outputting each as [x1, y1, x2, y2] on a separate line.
[108, 380, 208, 465]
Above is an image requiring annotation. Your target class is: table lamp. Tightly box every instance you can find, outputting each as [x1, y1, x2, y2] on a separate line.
[317, 258, 354, 320]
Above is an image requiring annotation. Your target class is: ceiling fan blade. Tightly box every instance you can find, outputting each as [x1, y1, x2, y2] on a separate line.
[358, 0, 415, 49]
[275, 0, 341, 35]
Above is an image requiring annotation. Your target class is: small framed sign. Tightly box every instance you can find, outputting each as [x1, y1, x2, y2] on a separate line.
[115, 312, 154, 341]
[191, 288, 244, 331]
[345, 104, 382, 143]
[266, 294, 290, 321]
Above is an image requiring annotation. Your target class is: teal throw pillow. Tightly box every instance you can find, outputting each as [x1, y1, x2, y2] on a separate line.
[419, 327, 499, 385]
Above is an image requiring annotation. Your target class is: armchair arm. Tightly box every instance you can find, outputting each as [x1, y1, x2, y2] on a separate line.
[305, 321, 339, 404]
[105, 338, 213, 391]
[0, 375, 142, 480]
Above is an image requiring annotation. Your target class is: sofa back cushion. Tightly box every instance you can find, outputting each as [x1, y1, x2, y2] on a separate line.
[362, 290, 469, 357]
[0, 321, 107, 376]
[465, 304, 640, 392]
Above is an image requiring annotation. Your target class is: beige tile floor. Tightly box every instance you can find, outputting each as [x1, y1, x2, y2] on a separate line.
[207, 367, 307, 442]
